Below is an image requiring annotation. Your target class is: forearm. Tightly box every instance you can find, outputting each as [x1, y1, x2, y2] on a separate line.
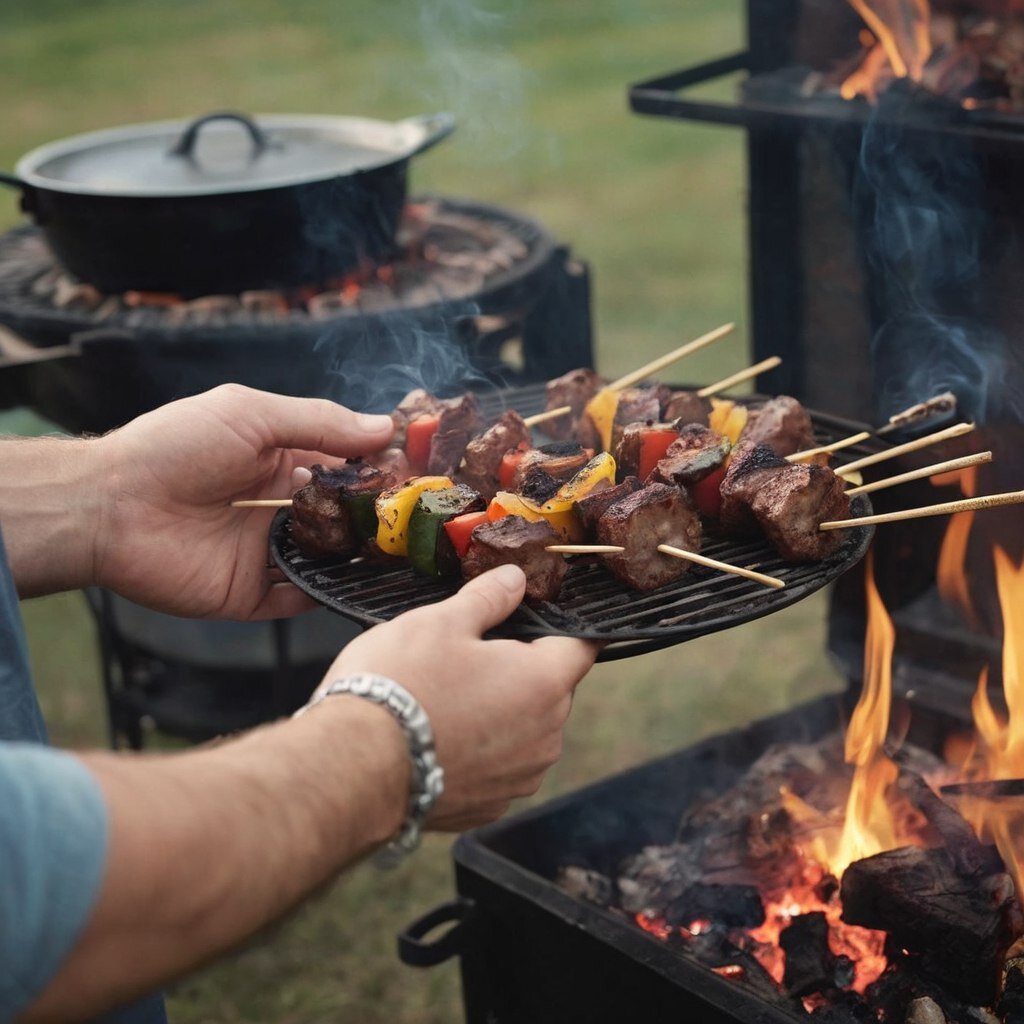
[0, 435, 104, 596]
[23, 697, 409, 1023]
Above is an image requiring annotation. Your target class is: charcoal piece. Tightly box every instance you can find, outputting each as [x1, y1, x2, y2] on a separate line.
[780, 911, 835, 997]
[617, 843, 703, 915]
[807, 989, 876, 1023]
[840, 845, 1019, 1006]
[906, 996, 946, 1024]
[998, 954, 1024, 1023]
[555, 865, 614, 906]
[664, 882, 764, 929]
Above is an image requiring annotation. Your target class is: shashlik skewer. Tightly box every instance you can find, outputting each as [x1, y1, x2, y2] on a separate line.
[835, 421, 977, 478]
[844, 451, 993, 497]
[820, 489, 1024, 530]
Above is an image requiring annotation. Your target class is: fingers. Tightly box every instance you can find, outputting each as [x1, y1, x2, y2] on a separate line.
[245, 582, 319, 621]
[530, 636, 601, 688]
[223, 387, 395, 459]
[435, 565, 527, 636]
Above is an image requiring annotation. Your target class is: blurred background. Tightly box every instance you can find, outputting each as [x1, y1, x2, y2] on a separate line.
[0, 1, 847, 1021]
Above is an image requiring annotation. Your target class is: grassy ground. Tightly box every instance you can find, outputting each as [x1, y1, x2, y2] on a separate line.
[2, 2, 846, 1021]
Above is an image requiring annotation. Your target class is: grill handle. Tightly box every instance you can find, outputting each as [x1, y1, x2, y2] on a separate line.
[397, 897, 477, 967]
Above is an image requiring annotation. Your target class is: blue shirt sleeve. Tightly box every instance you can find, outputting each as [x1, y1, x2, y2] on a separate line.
[0, 743, 108, 1021]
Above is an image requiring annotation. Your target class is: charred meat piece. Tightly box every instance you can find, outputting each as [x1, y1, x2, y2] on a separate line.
[609, 385, 668, 453]
[459, 410, 531, 500]
[651, 424, 732, 487]
[390, 388, 445, 449]
[427, 393, 486, 477]
[363, 446, 411, 483]
[513, 441, 592, 490]
[615, 423, 677, 482]
[742, 395, 814, 458]
[749, 463, 850, 561]
[718, 439, 788, 537]
[290, 461, 395, 558]
[573, 476, 644, 535]
[518, 466, 562, 505]
[544, 367, 603, 441]
[462, 515, 567, 603]
[663, 390, 712, 427]
[596, 483, 703, 591]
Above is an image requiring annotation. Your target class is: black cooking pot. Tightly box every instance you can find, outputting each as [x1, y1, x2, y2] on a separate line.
[0, 110, 455, 297]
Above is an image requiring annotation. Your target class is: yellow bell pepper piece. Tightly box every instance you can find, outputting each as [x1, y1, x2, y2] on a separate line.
[539, 451, 618, 542]
[583, 388, 619, 453]
[490, 491, 547, 523]
[375, 476, 453, 557]
[708, 398, 749, 446]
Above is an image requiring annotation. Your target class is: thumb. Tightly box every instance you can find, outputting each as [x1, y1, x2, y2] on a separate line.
[443, 564, 527, 635]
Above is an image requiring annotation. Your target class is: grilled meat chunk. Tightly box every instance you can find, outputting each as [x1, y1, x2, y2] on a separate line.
[651, 424, 732, 488]
[462, 515, 567, 602]
[427, 393, 486, 477]
[459, 410, 531, 500]
[608, 385, 669, 453]
[390, 388, 444, 448]
[742, 395, 814, 458]
[664, 390, 712, 427]
[615, 423, 676, 481]
[718, 439, 788, 537]
[596, 483, 703, 591]
[291, 461, 395, 558]
[544, 367, 603, 441]
[573, 476, 644, 535]
[513, 441, 592, 490]
[749, 463, 850, 562]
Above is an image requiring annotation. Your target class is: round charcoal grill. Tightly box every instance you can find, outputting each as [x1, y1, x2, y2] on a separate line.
[270, 386, 875, 661]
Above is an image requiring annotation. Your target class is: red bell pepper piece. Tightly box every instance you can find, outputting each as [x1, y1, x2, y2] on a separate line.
[405, 414, 440, 476]
[691, 464, 727, 518]
[498, 443, 530, 491]
[637, 428, 679, 481]
[443, 509, 490, 558]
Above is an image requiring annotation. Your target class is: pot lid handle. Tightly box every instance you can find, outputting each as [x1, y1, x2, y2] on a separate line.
[168, 111, 275, 161]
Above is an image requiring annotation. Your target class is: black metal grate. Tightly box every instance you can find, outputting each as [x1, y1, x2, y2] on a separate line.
[270, 386, 875, 661]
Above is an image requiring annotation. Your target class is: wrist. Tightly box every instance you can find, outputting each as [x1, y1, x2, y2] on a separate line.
[296, 673, 445, 866]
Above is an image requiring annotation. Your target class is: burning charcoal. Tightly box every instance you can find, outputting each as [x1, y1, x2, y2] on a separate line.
[617, 844, 703, 915]
[906, 996, 946, 1024]
[998, 954, 1024, 1022]
[780, 911, 835, 997]
[664, 882, 764, 930]
[840, 845, 1019, 1006]
[807, 989, 876, 1023]
[555, 865, 614, 907]
[832, 954, 855, 990]
[240, 289, 290, 316]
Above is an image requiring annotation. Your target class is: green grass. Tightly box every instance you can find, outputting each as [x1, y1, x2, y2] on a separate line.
[1, 2, 847, 1020]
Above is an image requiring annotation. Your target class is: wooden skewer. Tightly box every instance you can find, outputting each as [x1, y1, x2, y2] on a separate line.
[787, 431, 871, 463]
[656, 544, 785, 589]
[820, 489, 1024, 531]
[875, 391, 957, 436]
[523, 405, 571, 427]
[845, 451, 993, 497]
[546, 544, 626, 555]
[605, 322, 736, 393]
[835, 421, 976, 478]
[231, 498, 294, 508]
[696, 356, 782, 398]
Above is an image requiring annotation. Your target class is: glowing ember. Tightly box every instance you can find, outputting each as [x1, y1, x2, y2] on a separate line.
[634, 912, 672, 941]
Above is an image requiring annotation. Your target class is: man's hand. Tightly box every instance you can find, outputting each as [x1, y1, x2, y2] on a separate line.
[90, 384, 394, 618]
[320, 563, 599, 831]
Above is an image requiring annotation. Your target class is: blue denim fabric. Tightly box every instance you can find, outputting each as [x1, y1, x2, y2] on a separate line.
[0, 528, 166, 1024]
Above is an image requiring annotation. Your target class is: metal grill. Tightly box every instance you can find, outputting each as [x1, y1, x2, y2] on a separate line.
[270, 388, 875, 661]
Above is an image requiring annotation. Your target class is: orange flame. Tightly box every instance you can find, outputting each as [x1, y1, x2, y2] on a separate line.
[830, 553, 900, 876]
[841, 0, 933, 102]
[934, 465, 980, 626]
[958, 548, 1024, 898]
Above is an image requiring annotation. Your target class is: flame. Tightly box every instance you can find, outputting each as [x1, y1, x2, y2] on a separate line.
[828, 553, 900, 876]
[841, 0, 933, 102]
[935, 465, 980, 626]
[962, 547, 1024, 895]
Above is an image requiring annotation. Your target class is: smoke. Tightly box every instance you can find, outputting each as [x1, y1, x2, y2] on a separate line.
[314, 303, 493, 412]
[854, 91, 1018, 424]
[413, 0, 531, 163]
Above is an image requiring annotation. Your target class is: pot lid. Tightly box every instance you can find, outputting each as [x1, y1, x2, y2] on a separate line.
[14, 111, 455, 197]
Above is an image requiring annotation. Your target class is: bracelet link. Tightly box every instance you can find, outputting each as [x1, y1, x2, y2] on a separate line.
[295, 672, 444, 868]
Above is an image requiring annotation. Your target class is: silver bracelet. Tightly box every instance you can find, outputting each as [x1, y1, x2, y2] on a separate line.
[294, 672, 445, 868]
